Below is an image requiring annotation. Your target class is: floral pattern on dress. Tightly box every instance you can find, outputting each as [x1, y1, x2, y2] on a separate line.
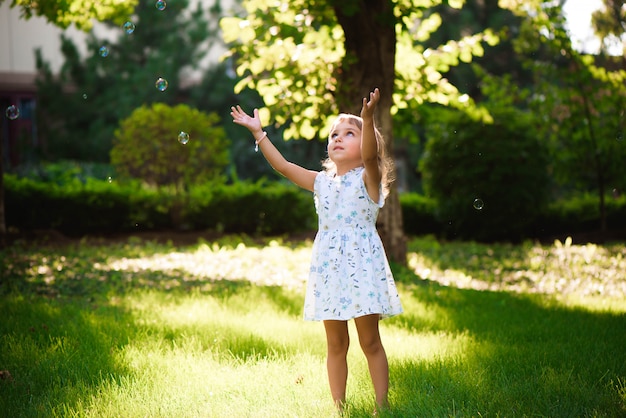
[304, 167, 404, 321]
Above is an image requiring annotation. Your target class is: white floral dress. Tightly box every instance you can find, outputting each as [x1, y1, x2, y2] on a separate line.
[304, 167, 403, 321]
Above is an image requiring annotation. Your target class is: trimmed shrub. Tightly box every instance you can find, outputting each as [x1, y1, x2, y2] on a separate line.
[4, 175, 315, 236]
[534, 192, 626, 238]
[111, 103, 230, 188]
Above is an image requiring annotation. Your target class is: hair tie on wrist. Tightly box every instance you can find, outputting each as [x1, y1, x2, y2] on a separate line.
[255, 131, 267, 152]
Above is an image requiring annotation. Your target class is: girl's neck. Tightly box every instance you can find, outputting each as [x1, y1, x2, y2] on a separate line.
[335, 162, 363, 176]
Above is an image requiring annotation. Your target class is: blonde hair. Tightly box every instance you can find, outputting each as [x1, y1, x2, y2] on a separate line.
[322, 113, 395, 199]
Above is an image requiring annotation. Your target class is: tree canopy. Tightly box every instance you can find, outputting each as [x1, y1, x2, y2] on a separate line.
[34, 0, 220, 162]
[220, 0, 498, 141]
[591, 0, 626, 55]
[0, 0, 138, 30]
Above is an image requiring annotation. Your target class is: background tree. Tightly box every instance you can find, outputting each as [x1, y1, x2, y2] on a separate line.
[220, 0, 498, 262]
[501, 0, 626, 234]
[0, 0, 137, 246]
[35, 0, 218, 162]
[394, 0, 529, 193]
[591, 0, 626, 56]
[0, 0, 137, 30]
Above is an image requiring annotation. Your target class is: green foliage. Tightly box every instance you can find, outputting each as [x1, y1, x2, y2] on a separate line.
[34, 0, 221, 162]
[4, 174, 316, 236]
[6, 171, 626, 239]
[186, 180, 315, 235]
[591, 0, 626, 54]
[499, 0, 626, 232]
[419, 108, 550, 242]
[221, 0, 498, 140]
[4, 174, 167, 234]
[1, 0, 137, 30]
[110, 103, 230, 188]
[399, 192, 439, 235]
[537, 192, 626, 238]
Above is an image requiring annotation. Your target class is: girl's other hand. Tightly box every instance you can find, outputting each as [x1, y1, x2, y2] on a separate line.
[360, 88, 380, 120]
[231, 105, 263, 133]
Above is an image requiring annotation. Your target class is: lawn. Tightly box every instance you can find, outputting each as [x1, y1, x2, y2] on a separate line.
[1, 234, 625, 417]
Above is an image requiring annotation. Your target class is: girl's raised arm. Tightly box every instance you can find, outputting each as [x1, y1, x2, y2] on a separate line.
[231, 106, 318, 191]
[359, 89, 382, 201]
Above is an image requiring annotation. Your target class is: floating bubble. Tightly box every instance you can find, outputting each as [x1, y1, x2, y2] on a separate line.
[613, 188, 621, 198]
[5, 105, 19, 120]
[617, 131, 623, 142]
[155, 77, 168, 91]
[178, 131, 190, 145]
[123, 21, 135, 34]
[82, 93, 88, 100]
[99, 45, 109, 57]
[155, 0, 166, 10]
[107, 176, 113, 183]
[473, 198, 484, 210]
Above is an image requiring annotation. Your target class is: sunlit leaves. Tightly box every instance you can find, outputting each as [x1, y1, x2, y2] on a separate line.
[221, 0, 499, 139]
[222, 8, 344, 139]
[5, 0, 138, 30]
[394, 25, 496, 121]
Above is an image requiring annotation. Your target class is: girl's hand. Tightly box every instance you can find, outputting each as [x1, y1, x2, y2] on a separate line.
[360, 88, 380, 120]
[231, 105, 263, 134]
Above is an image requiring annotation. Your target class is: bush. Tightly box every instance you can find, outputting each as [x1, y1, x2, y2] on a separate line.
[419, 108, 551, 242]
[188, 181, 316, 234]
[534, 192, 626, 237]
[399, 193, 440, 236]
[4, 174, 315, 236]
[111, 103, 230, 188]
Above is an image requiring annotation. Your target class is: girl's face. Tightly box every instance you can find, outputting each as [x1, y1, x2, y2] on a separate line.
[327, 120, 362, 167]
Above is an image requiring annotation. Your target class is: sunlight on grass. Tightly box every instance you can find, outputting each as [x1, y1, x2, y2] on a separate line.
[1, 235, 625, 417]
[99, 239, 311, 290]
[89, 347, 333, 417]
[408, 235, 626, 312]
[81, 290, 337, 417]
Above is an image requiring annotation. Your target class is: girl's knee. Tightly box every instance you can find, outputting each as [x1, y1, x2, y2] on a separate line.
[358, 331, 385, 355]
[327, 336, 350, 355]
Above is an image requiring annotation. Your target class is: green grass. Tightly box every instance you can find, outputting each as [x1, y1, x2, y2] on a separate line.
[1, 234, 625, 417]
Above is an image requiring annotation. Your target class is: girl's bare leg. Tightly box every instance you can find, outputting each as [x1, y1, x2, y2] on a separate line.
[354, 314, 389, 409]
[323, 320, 350, 410]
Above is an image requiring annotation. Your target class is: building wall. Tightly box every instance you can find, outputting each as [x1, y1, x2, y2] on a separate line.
[0, 2, 94, 92]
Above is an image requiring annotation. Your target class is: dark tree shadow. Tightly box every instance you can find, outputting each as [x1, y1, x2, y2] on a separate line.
[375, 282, 626, 417]
[0, 296, 136, 416]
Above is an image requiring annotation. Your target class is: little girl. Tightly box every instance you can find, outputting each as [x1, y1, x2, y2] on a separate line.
[230, 88, 403, 412]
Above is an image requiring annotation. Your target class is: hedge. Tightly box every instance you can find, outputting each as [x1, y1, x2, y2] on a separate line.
[4, 175, 315, 237]
[4, 174, 625, 240]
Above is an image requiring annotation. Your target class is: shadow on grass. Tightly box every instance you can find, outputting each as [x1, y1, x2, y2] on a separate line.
[0, 279, 309, 417]
[0, 295, 136, 417]
[382, 282, 626, 417]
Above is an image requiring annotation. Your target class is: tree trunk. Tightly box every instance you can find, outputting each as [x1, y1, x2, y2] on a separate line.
[334, 0, 407, 264]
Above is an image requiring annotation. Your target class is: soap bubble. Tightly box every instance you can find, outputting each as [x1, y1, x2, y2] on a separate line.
[82, 93, 88, 100]
[99, 45, 109, 57]
[123, 21, 135, 34]
[5, 105, 19, 120]
[107, 176, 113, 183]
[155, 77, 168, 91]
[155, 0, 166, 10]
[178, 131, 190, 145]
[473, 198, 484, 210]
